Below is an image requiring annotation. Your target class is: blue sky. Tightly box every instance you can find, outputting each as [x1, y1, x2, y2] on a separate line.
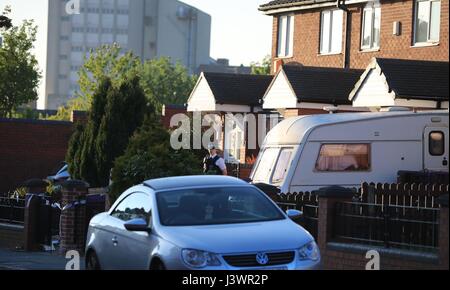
[0, 0, 273, 108]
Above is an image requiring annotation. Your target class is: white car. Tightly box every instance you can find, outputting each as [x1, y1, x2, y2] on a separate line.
[85, 176, 321, 270]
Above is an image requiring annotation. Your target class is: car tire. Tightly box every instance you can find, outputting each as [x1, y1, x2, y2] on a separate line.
[150, 259, 166, 270]
[86, 250, 101, 270]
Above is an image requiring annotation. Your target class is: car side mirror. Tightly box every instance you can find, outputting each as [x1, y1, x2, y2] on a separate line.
[124, 218, 151, 233]
[286, 209, 303, 221]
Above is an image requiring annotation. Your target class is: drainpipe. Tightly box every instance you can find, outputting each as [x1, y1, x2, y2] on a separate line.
[337, 0, 350, 68]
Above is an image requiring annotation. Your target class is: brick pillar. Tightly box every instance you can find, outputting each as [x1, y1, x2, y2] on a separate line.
[60, 180, 89, 255]
[315, 186, 356, 251]
[23, 179, 49, 251]
[437, 194, 449, 270]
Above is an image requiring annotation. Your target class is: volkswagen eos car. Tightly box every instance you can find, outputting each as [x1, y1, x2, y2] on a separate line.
[85, 176, 321, 270]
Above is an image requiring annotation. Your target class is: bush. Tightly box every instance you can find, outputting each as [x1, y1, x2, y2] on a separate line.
[110, 115, 203, 202]
[66, 76, 151, 187]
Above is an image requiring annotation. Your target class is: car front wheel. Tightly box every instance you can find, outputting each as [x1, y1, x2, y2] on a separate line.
[150, 258, 166, 270]
[86, 250, 101, 270]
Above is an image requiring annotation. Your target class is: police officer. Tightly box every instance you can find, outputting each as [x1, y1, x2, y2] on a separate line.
[203, 143, 228, 176]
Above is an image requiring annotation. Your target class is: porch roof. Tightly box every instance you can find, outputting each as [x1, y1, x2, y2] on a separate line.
[350, 58, 449, 108]
[203, 72, 273, 107]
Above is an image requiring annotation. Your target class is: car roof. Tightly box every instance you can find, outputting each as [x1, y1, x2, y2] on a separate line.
[143, 175, 250, 191]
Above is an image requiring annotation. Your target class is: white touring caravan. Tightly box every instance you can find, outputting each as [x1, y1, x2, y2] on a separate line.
[250, 110, 449, 193]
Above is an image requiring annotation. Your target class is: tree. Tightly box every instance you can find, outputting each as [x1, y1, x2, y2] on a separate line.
[251, 55, 271, 75]
[50, 47, 196, 120]
[140, 57, 197, 113]
[0, 6, 12, 30]
[78, 44, 141, 101]
[110, 115, 203, 202]
[66, 76, 151, 187]
[0, 20, 41, 118]
[50, 44, 141, 121]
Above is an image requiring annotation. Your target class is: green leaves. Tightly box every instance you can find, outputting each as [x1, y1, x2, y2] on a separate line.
[110, 116, 203, 202]
[140, 57, 198, 113]
[0, 20, 41, 118]
[50, 45, 197, 120]
[251, 55, 271, 75]
[66, 76, 151, 187]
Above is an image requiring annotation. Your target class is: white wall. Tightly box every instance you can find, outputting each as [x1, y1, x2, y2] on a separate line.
[187, 76, 216, 111]
[352, 68, 395, 108]
[263, 70, 297, 109]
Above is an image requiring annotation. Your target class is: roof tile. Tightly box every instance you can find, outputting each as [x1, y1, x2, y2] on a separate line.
[282, 65, 364, 105]
[203, 72, 273, 106]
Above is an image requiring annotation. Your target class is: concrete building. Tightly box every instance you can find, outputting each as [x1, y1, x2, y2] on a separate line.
[197, 58, 252, 75]
[45, 0, 211, 109]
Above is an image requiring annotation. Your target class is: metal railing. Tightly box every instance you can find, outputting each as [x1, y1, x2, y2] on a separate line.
[333, 201, 440, 253]
[273, 192, 319, 239]
[0, 196, 26, 225]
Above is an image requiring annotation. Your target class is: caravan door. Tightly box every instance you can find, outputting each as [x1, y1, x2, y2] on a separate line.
[424, 127, 449, 171]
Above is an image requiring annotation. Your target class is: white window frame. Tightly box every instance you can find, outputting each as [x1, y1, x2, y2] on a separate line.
[413, 0, 441, 45]
[224, 119, 245, 164]
[320, 9, 344, 55]
[277, 14, 294, 58]
[361, 4, 381, 50]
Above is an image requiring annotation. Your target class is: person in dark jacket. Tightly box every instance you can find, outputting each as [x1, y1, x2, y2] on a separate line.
[203, 143, 228, 176]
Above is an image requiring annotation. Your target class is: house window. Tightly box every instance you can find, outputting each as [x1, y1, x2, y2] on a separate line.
[361, 4, 381, 50]
[277, 15, 294, 57]
[229, 127, 244, 163]
[225, 118, 245, 163]
[320, 9, 343, 54]
[429, 131, 445, 156]
[315, 144, 371, 172]
[414, 0, 441, 44]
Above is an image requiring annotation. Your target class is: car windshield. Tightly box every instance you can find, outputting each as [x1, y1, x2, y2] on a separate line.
[156, 187, 285, 226]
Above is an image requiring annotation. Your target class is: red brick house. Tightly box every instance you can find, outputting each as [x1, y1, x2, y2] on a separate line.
[182, 0, 449, 168]
[260, 0, 448, 70]
[259, 0, 449, 112]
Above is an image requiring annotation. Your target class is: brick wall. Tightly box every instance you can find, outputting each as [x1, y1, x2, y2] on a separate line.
[272, 0, 449, 70]
[161, 105, 188, 130]
[283, 108, 364, 118]
[316, 192, 449, 270]
[0, 118, 74, 194]
[321, 244, 444, 270]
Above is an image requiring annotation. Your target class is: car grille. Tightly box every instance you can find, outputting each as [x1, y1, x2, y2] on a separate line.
[222, 251, 295, 267]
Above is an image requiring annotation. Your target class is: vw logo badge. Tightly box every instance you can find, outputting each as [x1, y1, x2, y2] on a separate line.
[256, 253, 269, 265]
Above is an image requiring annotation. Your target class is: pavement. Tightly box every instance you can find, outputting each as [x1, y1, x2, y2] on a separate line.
[0, 248, 85, 270]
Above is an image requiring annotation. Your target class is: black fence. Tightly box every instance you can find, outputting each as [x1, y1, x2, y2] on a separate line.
[334, 201, 440, 253]
[0, 196, 26, 225]
[0, 193, 106, 249]
[273, 192, 319, 239]
[357, 182, 448, 209]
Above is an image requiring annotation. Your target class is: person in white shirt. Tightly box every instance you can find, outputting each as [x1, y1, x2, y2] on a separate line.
[203, 143, 228, 176]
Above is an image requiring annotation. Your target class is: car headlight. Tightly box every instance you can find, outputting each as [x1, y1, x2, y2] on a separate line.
[298, 241, 320, 261]
[181, 249, 222, 268]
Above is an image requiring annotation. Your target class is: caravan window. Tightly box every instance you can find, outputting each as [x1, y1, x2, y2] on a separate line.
[429, 131, 445, 156]
[315, 144, 370, 172]
[252, 148, 280, 183]
[272, 148, 293, 183]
